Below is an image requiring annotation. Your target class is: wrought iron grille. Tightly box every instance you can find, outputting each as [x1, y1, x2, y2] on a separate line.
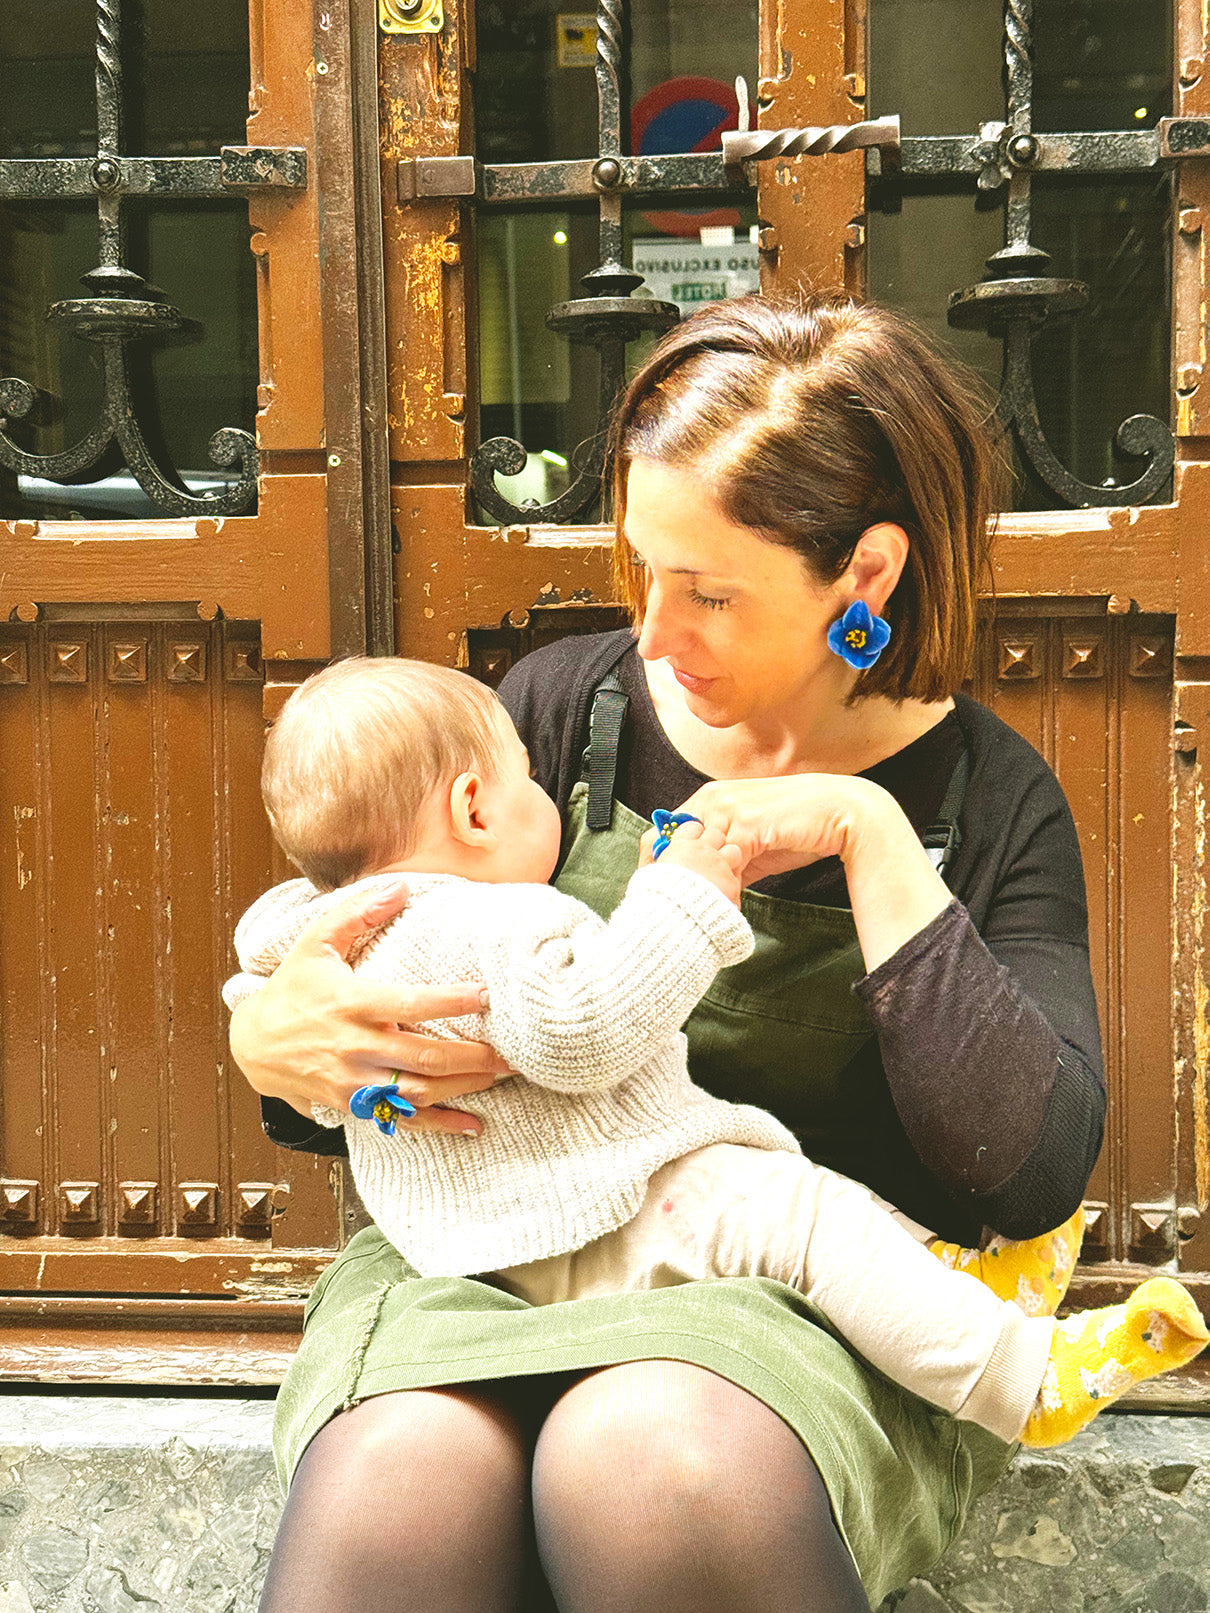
[0, 0, 306, 519]
[437, 0, 1188, 524]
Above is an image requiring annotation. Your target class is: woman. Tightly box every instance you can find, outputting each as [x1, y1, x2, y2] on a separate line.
[230, 293, 1104, 1613]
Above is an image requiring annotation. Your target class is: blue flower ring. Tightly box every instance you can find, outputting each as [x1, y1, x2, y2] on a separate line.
[826, 599, 892, 671]
[349, 1082, 418, 1136]
[651, 809, 703, 861]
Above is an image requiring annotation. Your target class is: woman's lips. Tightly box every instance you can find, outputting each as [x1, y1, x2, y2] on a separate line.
[672, 666, 716, 695]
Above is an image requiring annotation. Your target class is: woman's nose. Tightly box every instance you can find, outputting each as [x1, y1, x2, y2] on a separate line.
[635, 586, 681, 662]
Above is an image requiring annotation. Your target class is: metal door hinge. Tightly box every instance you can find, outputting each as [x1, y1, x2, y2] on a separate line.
[380, 0, 442, 34]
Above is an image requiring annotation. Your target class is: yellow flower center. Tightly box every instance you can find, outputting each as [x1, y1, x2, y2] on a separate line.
[845, 628, 867, 649]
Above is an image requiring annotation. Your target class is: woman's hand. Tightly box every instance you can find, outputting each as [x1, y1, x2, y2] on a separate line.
[228, 878, 509, 1137]
[665, 775, 873, 884]
[668, 775, 952, 973]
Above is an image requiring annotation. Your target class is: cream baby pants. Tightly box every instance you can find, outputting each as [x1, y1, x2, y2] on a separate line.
[493, 1142, 1054, 1443]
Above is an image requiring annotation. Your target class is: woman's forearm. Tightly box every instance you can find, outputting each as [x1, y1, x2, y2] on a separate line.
[840, 781, 952, 973]
[854, 900, 1104, 1234]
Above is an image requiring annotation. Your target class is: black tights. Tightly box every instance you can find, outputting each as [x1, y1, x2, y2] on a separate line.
[258, 1361, 871, 1613]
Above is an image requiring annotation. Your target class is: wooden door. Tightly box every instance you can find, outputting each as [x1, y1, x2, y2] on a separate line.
[6, 0, 1208, 1397]
[0, 0, 389, 1380]
[385, 0, 1210, 1404]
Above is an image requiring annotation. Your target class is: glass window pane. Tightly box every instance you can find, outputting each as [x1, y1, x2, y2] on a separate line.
[474, 0, 757, 518]
[868, 0, 1172, 510]
[0, 4, 94, 159]
[0, 1, 257, 521]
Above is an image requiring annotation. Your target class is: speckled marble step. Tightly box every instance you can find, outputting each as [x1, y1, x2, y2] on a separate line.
[882, 1415, 1210, 1613]
[0, 1396, 1208, 1612]
[0, 1395, 280, 1613]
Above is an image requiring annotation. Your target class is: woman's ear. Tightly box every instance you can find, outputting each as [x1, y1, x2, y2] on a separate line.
[844, 522, 909, 615]
[448, 771, 497, 849]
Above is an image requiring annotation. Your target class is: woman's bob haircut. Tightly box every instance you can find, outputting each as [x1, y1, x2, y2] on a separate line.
[610, 291, 1005, 703]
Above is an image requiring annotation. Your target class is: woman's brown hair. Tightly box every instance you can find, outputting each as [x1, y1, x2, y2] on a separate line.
[611, 291, 1005, 702]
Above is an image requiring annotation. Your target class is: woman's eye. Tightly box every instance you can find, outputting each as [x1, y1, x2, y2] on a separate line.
[689, 587, 732, 611]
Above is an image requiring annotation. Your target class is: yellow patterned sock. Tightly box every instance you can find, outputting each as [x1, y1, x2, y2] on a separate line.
[930, 1206, 1085, 1317]
[1021, 1277, 1209, 1448]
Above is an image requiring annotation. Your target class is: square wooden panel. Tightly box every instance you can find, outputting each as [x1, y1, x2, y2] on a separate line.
[107, 642, 148, 683]
[168, 643, 207, 682]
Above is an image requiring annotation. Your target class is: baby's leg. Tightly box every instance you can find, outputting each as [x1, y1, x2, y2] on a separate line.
[930, 1208, 1086, 1317]
[614, 1145, 1053, 1440]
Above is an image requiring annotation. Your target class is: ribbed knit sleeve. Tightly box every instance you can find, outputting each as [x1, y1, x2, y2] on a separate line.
[474, 865, 753, 1092]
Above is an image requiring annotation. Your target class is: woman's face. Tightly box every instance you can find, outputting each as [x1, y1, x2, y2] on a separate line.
[624, 457, 849, 729]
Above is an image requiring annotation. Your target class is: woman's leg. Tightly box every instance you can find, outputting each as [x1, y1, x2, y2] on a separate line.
[531, 1360, 871, 1613]
[257, 1386, 535, 1613]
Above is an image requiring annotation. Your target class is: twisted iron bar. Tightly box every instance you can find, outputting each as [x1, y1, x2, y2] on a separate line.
[1004, 0, 1031, 133]
[0, 0, 259, 518]
[595, 0, 623, 158]
[722, 117, 899, 168]
[96, 0, 122, 149]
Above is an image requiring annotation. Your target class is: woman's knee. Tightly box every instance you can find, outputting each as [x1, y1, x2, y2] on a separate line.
[533, 1361, 796, 1520]
[531, 1363, 870, 1612]
[297, 1386, 531, 1523]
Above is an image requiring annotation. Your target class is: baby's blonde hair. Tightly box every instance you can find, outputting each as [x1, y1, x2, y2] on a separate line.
[262, 656, 507, 891]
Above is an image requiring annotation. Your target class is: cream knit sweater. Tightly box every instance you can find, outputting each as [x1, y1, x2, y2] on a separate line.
[225, 866, 800, 1277]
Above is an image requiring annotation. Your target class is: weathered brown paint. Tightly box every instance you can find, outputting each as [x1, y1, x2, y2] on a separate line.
[0, 0, 371, 1374]
[757, 0, 866, 297]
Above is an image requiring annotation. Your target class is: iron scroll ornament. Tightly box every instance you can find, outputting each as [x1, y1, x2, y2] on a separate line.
[0, 268, 258, 520]
[0, 0, 305, 519]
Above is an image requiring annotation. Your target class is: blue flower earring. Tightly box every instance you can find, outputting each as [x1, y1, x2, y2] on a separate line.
[827, 600, 892, 671]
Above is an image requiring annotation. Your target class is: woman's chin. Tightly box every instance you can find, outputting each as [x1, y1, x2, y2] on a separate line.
[679, 685, 739, 728]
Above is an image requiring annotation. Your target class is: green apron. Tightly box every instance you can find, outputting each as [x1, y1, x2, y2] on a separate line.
[270, 686, 1011, 1607]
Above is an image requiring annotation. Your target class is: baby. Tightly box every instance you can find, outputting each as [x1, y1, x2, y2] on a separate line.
[225, 656, 1208, 1448]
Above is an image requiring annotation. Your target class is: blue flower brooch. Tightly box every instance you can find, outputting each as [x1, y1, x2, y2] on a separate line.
[349, 1083, 417, 1135]
[826, 599, 892, 671]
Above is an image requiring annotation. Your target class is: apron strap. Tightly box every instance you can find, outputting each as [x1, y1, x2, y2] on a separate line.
[920, 747, 970, 880]
[584, 668, 630, 830]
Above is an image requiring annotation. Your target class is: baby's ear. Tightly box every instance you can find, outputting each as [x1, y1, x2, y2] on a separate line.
[449, 771, 493, 845]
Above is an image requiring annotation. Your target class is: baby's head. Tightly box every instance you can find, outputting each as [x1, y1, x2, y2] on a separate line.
[262, 657, 562, 891]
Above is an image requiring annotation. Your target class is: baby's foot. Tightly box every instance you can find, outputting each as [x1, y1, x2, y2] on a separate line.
[930, 1206, 1085, 1317]
[1021, 1277, 1209, 1449]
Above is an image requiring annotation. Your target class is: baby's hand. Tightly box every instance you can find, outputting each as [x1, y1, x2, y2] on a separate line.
[641, 819, 743, 907]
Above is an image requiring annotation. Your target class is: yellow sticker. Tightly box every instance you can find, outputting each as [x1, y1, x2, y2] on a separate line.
[557, 14, 598, 68]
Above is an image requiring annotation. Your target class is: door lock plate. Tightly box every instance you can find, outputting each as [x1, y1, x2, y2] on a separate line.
[379, 0, 442, 33]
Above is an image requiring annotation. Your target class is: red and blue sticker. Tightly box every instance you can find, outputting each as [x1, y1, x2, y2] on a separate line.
[630, 75, 741, 238]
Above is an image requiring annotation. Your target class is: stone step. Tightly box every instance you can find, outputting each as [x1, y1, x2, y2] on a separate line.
[0, 1396, 1208, 1612]
[0, 1395, 280, 1613]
